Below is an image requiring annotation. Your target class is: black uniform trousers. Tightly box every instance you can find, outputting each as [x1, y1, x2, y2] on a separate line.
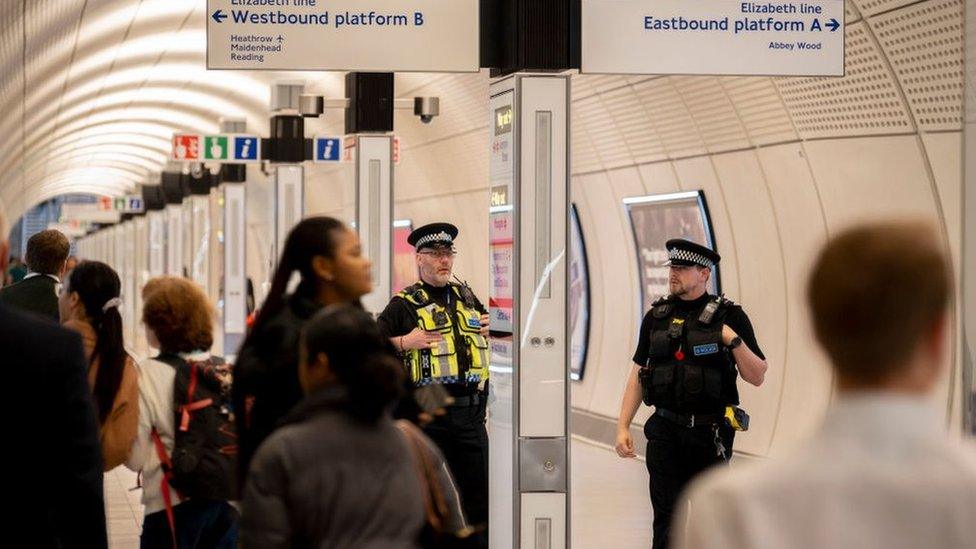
[422, 397, 489, 548]
[644, 413, 734, 549]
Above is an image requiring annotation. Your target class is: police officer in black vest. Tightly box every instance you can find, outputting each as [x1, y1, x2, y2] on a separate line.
[615, 239, 768, 549]
[377, 222, 490, 546]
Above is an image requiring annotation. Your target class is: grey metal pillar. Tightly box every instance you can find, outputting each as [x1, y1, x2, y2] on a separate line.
[488, 74, 571, 549]
[166, 202, 183, 276]
[270, 81, 306, 268]
[121, 220, 136, 348]
[355, 135, 394, 314]
[133, 213, 149, 356]
[218, 117, 249, 361]
[962, 0, 976, 434]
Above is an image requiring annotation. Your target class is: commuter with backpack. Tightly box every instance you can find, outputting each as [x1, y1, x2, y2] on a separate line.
[127, 276, 238, 549]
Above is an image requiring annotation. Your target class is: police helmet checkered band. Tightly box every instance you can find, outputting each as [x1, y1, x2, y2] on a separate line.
[668, 248, 712, 268]
[409, 222, 459, 250]
[416, 231, 452, 248]
[665, 238, 720, 267]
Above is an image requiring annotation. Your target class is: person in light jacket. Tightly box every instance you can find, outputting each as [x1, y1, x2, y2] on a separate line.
[60, 260, 139, 470]
[127, 277, 238, 549]
[674, 220, 976, 549]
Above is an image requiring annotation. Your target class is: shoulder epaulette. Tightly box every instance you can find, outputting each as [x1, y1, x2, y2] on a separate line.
[651, 294, 674, 318]
[400, 283, 429, 307]
[717, 294, 738, 308]
[651, 294, 673, 307]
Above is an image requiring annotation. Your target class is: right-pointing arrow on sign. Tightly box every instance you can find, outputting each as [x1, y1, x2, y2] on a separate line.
[212, 10, 227, 24]
[827, 18, 840, 32]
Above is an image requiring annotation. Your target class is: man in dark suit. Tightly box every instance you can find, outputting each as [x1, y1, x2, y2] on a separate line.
[1, 211, 107, 548]
[0, 228, 70, 321]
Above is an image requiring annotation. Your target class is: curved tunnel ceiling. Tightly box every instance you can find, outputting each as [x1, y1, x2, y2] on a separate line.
[0, 0, 348, 220]
[0, 0, 966, 223]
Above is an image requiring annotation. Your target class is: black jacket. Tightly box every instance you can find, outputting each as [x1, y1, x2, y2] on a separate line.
[2, 304, 107, 548]
[232, 292, 321, 486]
[0, 274, 60, 322]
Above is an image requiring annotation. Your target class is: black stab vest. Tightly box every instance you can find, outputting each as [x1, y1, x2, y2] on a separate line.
[640, 295, 740, 413]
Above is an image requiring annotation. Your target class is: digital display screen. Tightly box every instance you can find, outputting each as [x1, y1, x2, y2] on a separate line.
[625, 191, 719, 315]
[494, 105, 513, 135]
[490, 185, 510, 207]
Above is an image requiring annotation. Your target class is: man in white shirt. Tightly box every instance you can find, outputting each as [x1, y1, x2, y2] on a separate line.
[673, 220, 976, 549]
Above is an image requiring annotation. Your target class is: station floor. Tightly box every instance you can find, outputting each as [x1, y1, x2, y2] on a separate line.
[105, 438, 652, 548]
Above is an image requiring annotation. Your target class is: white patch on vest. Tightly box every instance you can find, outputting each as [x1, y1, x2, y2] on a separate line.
[693, 343, 719, 356]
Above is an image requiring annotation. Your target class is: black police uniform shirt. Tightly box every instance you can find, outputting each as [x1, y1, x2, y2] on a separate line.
[377, 280, 488, 397]
[632, 293, 765, 405]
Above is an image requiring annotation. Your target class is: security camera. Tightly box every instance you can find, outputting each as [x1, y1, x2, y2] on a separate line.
[299, 94, 324, 118]
[414, 97, 439, 124]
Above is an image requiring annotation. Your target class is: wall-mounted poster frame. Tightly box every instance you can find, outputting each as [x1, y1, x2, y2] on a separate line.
[570, 204, 591, 381]
[623, 190, 720, 316]
[392, 219, 415, 295]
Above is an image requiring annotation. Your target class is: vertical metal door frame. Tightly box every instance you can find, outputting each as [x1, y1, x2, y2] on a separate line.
[274, 164, 305, 269]
[223, 183, 248, 361]
[166, 204, 183, 276]
[354, 135, 394, 314]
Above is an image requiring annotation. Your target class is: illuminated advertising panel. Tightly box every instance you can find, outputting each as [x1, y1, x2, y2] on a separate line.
[569, 205, 591, 381]
[392, 219, 415, 294]
[624, 191, 719, 315]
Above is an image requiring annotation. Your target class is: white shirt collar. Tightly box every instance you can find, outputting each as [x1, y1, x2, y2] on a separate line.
[179, 350, 212, 361]
[821, 391, 943, 446]
[24, 272, 61, 284]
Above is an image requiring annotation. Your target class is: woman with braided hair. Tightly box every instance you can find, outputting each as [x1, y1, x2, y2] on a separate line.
[59, 260, 139, 470]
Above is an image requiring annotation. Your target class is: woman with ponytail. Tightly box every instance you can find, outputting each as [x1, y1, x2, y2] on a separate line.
[241, 305, 468, 548]
[233, 216, 373, 485]
[59, 261, 138, 470]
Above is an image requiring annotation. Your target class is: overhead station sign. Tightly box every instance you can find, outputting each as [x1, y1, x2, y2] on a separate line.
[48, 221, 88, 238]
[582, 0, 845, 76]
[61, 202, 121, 224]
[206, 0, 479, 72]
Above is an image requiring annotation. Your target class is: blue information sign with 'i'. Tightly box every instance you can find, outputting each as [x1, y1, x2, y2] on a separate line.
[234, 136, 260, 162]
[315, 137, 342, 162]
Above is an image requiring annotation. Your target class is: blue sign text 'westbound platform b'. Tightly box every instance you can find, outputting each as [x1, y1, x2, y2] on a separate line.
[582, 0, 845, 76]
[206, 0, 479, 72]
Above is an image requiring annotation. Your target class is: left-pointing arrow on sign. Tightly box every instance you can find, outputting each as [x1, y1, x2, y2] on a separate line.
[212, 10, 227, 23]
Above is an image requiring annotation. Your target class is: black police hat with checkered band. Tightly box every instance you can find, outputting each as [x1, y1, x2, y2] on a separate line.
[665, 238, 720, 268]
[408, 222, 459, 251]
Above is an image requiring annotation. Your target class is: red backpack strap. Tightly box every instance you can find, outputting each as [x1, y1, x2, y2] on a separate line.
[179, 362, 213, 432]
[151, 428, 178, 549]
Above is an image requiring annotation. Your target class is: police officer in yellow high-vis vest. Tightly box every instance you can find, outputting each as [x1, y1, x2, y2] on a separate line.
[377, 222, 489, 545]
